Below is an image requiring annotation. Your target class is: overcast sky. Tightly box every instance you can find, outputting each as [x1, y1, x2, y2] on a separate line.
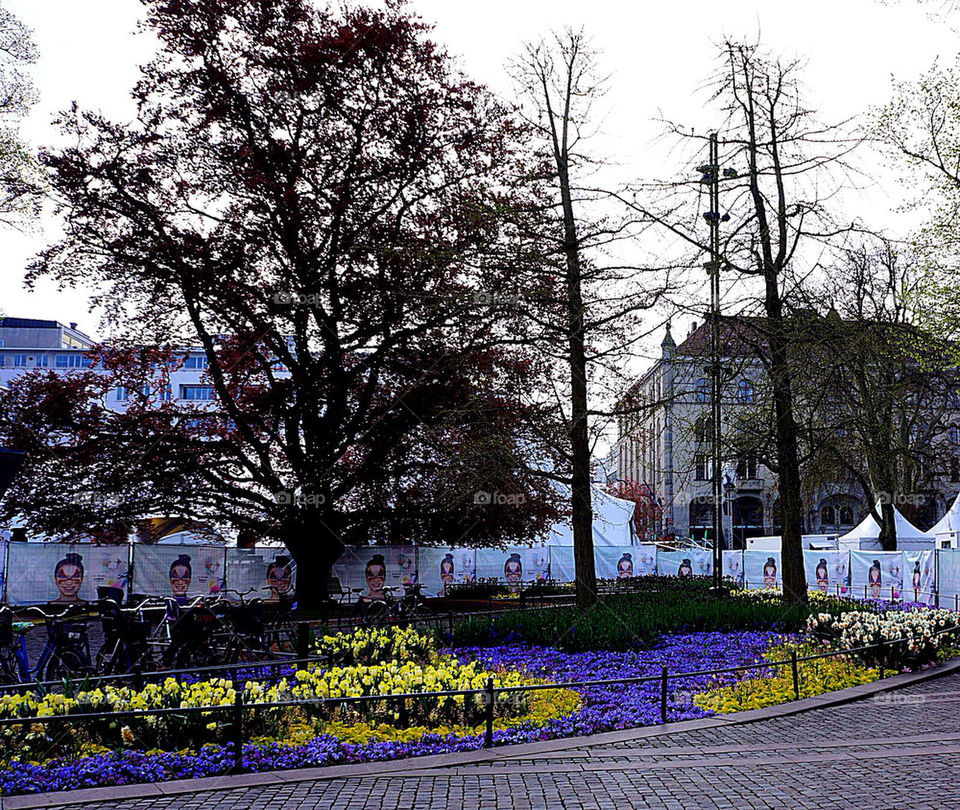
[1, 0, 957, 340]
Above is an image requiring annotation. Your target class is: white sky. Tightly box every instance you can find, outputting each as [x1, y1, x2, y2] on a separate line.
[1, 0, 957, 339]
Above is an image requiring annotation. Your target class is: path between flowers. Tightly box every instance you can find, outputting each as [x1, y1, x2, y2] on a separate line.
[11, 659, 960, 810]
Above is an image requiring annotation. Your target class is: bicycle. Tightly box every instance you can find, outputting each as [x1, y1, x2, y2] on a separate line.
[0, 608, 33, 685]
[95, 595, 155, 676]
[160, 597, 221, 670]
[24, 605, 95, 683]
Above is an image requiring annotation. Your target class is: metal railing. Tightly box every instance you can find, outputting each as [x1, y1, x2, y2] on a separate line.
[2, 621, 956, 776]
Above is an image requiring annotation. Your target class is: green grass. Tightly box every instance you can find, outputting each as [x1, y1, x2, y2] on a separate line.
[445, 580, 866, 652]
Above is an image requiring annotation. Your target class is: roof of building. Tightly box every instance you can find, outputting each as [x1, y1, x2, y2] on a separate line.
[0, 318, 60, 329]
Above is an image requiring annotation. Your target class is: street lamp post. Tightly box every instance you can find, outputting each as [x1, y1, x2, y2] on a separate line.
[698, 132, 735, 593]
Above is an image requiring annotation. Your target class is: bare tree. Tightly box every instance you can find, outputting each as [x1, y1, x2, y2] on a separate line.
[509, 30, 670, 608]
[622, 40, 862, 603]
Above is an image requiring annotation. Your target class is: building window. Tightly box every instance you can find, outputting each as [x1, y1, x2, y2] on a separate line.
[695, 416, 713, 444]
[35, 354, 48, 368]
[695, 378, 709, 403]
[737, 380, 755, 404]
[821, 505, 836, 526]
[695, 454, 711, 481]
[156, 384, 172, 402]
[184, 354, 209, 370]
[115, 386, 128, 402]
[839, 505, 854, 524]
[55, 354, 91, 368]
[952, 458, 960, 483]
[12, 354, 28, 368]
[951, 427, 960, 446]
[180, 385, 214, 401]
[736, 454, 758, 479]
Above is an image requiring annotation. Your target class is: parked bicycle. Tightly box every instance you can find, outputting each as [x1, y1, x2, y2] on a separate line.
[96, 594, 154, 676]
[356, 584, 435, 626]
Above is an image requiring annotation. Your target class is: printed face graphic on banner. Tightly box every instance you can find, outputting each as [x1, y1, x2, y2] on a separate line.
[678, 559, 693, 578]
[365, 554, 387, 598]
[816, 558, 828, 592]
[617, 553, 634, 578]
[459, 550, 476, 583]
[440, 553, 455, 592]
[399, 552, 417, 585]
[869, 559, 882, 597]
[53, 553, 84, 604]
[504, 553, 523, 592]
[169, 554, 192, 599]
[763, 558, 777, 588]
[265, 555, 293, 600]
[530, 549, 550, 582]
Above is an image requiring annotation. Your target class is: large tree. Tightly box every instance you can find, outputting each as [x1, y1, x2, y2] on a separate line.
[11, 0, 563, 603]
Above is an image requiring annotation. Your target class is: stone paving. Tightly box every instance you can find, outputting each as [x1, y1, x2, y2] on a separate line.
[32, 672, 960, 809]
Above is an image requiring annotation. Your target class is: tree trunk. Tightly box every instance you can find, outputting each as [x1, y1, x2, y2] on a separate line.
[764, 292, 806, 605]
[878, 500, 898, 552]
[559, 165, 597, 610]
[282, 508, 346, 613]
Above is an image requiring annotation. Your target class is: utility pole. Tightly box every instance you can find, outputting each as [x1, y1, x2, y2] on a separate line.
[698, 133, 734, 592]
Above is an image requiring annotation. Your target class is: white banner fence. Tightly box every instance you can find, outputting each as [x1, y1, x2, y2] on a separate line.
[5, 542, 960, 608]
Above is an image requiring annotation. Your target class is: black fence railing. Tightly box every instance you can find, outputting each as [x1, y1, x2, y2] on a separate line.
[2, 623, 956, 778]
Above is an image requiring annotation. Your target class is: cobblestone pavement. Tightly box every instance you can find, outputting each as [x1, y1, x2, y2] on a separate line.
[47, 672, 960, 809]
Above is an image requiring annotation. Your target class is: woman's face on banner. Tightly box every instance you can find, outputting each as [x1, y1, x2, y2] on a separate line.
[504, 560, 522, 588]
[617, 559, 633, 578]
[440, 561, 454, 586]
[267, 565, 292, 595]
[366, 563, 385, 595]
[54, 561, 83, 599]
[170, 563, 191, 596]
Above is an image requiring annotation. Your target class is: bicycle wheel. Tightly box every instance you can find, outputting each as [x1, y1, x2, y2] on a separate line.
[44, 649, 92, 683]
[0, 650, 21, 685]
[95, 641, 117, 675]
[362, 599, 391, 626]
[164, 641, 219, 671]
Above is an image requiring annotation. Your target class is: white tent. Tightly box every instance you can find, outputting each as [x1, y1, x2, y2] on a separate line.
[838, 505, 930, 548]
[926, 493, 960, 540]
[543, 484, 635, 547]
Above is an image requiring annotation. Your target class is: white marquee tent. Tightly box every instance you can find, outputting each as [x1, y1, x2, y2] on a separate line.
[544, 484, 635, 547]
[926, 493, 960, 541]
[838, 505, 930, 549]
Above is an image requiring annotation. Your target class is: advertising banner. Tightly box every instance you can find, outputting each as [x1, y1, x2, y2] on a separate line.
[331, 546, 415, 600]
[902, 550, 936, 605]
[418, 547, 477, 596]
[743, 550, 781, 590]
[803, 550, 850, 595]
[657, 549, 712, 579]
[850, 551, 903, 600]
[131, 544, 225, 601]
[597, 545, 657, 580]
[6, 543, 130, 605]
[722, 550, 744, 586]
[476, 547, 550, 591]
[939, 549, 960, 607]
[224, 547, 297, 602]
[548, 546, 575, 583]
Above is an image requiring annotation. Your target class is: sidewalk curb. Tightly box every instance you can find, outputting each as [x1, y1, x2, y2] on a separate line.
[5, 656, 960, 809]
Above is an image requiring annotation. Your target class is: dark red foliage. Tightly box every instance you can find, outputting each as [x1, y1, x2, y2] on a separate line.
[6, 0, 563, 578]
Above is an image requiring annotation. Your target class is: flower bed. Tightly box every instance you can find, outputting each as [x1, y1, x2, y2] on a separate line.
[693, 641, 880, 713]
[806, 608, 960, 670]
